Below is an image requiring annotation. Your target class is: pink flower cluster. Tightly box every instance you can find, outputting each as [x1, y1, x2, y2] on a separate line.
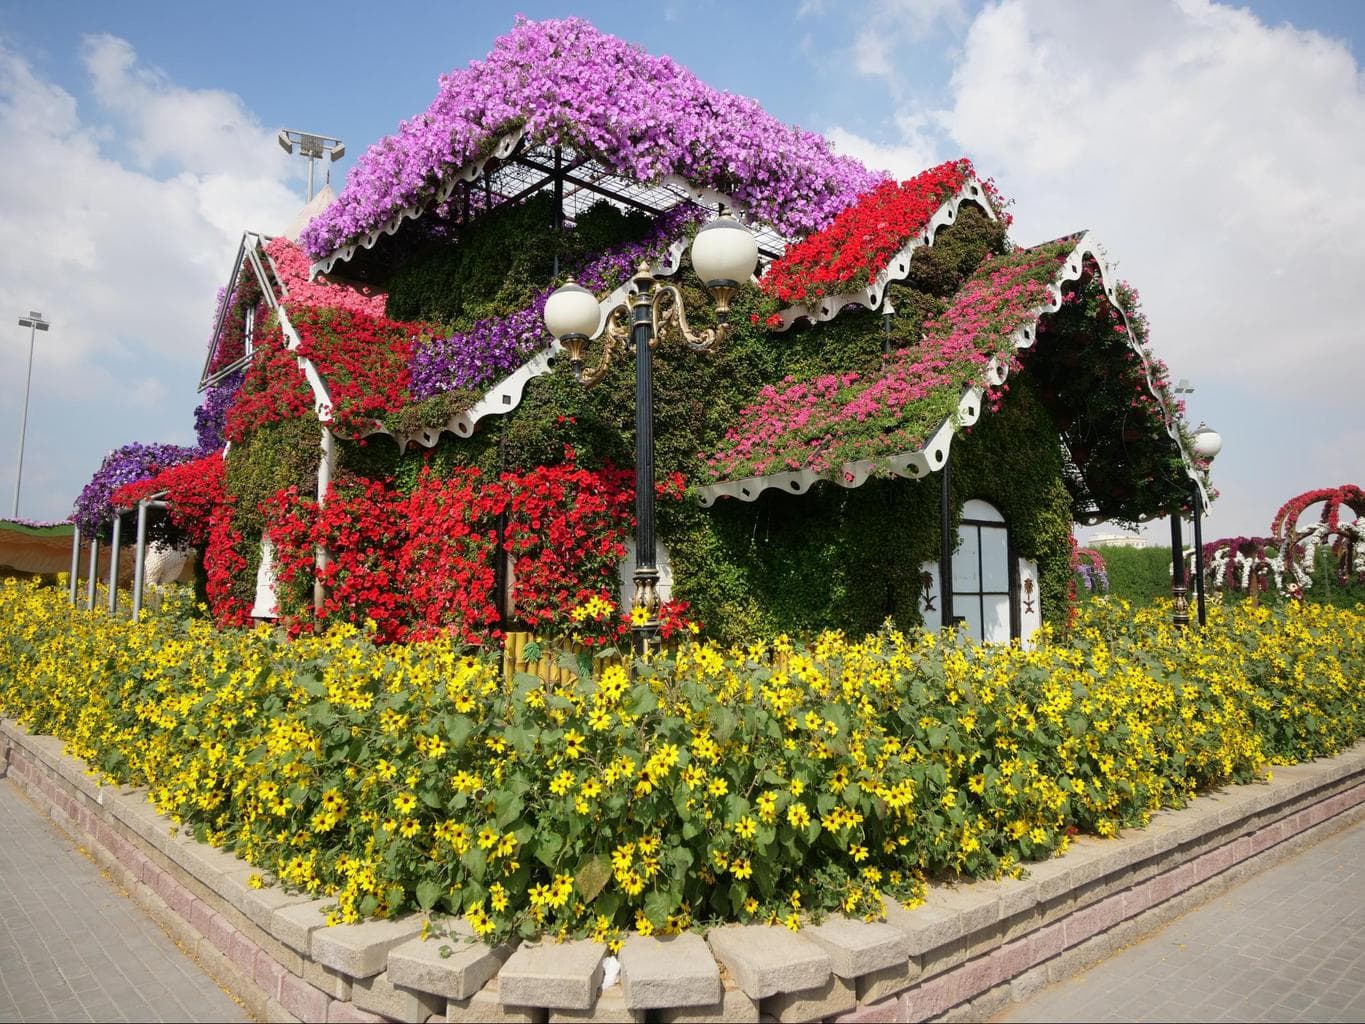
[265, 237, 388, 317]
[703, 241, 1075, 482]
[300, 17, 882, 259]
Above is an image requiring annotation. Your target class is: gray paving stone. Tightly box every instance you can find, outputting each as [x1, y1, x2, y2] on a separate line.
[386, 923, 515, 1000]
[706, 925, 831, 1000]
[310, 914, 426, 979]
[618, 933, 720, 1010]
[802, 916, 908, 978]
[998, 814, 1365, 1022]
[498, 939, 606, 1010]
[0, 779, 249, 1023]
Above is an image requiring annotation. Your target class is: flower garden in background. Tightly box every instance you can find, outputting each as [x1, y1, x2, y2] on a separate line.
[5, 16, 1364, 954]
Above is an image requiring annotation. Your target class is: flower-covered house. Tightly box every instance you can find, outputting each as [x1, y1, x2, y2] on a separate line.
[81, 17, 1209, 647]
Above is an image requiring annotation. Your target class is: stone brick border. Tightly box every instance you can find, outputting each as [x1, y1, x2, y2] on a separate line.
[3, 717, 1362, 1024]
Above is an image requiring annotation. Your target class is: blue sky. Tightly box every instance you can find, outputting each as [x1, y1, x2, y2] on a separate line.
[0, 0, 1362, 546]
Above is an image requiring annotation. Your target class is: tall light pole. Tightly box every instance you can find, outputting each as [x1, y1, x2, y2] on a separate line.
[13, 311, 49, 518]
[277, 129, 345, 202]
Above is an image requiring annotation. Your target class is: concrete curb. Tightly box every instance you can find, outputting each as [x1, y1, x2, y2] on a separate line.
[3, 719, 1363, 1024]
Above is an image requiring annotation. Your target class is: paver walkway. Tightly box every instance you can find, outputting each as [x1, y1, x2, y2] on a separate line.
[996, 815, 1365, 1022]
[0, 778, 250, 1023]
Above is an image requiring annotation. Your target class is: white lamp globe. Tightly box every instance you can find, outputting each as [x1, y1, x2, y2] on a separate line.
[691, 218, 759, 286]
[1192, 425, 1223, 461]
[544, 282, 600, 340]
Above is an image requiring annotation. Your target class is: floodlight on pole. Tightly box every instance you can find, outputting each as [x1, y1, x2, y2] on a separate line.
[13, 310, 50, 518]
[277, 129, 345, 202]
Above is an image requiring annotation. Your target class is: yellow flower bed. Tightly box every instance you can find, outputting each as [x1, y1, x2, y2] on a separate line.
[1, 578, 1362, 946]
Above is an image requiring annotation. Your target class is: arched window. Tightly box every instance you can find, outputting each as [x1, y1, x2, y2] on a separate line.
[952, 499, 1015, 644]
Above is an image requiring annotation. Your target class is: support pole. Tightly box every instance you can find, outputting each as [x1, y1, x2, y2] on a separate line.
[630, 269, 660, 657]
[1191, 486, 1207, 627]
[313, 427, 336, 616]
[107, 513, 122, 615]
[939, 459, 955, 631]
[68, 525, 81, 606]
[1170, 511, 1189, 628]
[86, 538, 98, 611]
[132, 501, 149, 622]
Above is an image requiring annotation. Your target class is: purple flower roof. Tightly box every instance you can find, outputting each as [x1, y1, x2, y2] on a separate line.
[300, 17, 883, 261]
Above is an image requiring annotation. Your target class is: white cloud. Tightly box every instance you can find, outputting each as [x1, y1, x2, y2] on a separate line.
[826, 124, 938, 179]
[0, 36, 304, 521]
[852, 0, 969, 84]
[832, 0, 1365, 538]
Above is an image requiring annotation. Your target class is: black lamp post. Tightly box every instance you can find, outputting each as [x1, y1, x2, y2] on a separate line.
[544, 217, 759, 655]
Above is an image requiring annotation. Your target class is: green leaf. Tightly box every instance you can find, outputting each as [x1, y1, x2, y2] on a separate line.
[415, 880, 443, 911]
[522, 641, 542, 664]
[644, 889, 676, 927]
[711, 708, 738, 744]
[534, 832, 564, 869]
[575, 854, 611, 903]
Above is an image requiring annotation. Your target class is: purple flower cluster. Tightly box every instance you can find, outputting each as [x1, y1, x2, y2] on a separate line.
[193, 370, 244, 454]
[300, 17, 883, 260]
[1075, 562, 1110, 594]
[72, 442, 201, 535]
[408, 205, 704, 398]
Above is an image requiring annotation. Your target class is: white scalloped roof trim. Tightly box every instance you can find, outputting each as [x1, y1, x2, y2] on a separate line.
[698, 231, 1209, 520]
[277, 306, 335, 425]
[307, 131, 752, 280]
[766, 178, 997, 333]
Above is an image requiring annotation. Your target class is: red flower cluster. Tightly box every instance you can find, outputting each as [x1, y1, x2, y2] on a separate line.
[1272, 485, 1365, 540]
[504, 459, 635, 635]
[248, 453, 683, 646]
[111, 454, 226, 547]
[760, 159, 1008, 304]
[265, 475, 414, 642]
[203, 494, 253, 628]
[287, 304, 427, 435]
[399, 467, 506, 643]
[224, 320, 315, 442]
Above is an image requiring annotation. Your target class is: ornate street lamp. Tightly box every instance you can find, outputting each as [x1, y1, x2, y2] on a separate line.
[544, 217, 758, 654]
[1190, 423, 1223, 627]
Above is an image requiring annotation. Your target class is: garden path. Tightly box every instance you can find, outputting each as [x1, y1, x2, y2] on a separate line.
[995, 815, 1365, 1022]
[0, 778, 249, 1023]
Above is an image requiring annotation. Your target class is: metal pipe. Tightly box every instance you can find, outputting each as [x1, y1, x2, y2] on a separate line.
[12, 319, 38, 517]
[939, 458, 955, 631]
[107, 513, 121, 615]
[68, 525, 81, 605]
[132, 501, 149, 622]
[313, 427, 336, 615]
[1192, 487, 1207, 627]
[86, 538, 98, 611]
[630, 269, 660, 657]
[1170, 512, 1189, 628]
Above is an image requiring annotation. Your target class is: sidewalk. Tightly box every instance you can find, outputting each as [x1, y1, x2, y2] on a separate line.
[996, 814, 1365, 1022]
[0, 778, 249, 1023]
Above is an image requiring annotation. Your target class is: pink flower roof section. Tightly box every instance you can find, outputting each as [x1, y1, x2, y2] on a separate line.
[300, 17, 883, 262]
